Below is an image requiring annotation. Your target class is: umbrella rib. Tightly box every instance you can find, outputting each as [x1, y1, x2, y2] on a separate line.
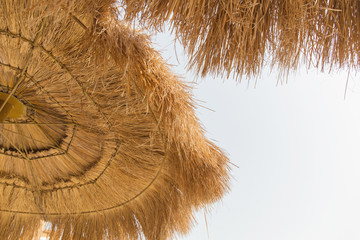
[26, 116, 67, 155]
[0, 121, 77, 161]
[0, 21, 45, 114]
[0, 58, 107, 135]
[0, 61, 76, 123]
[0, 125, 66, 150]
[0, 29, 111, 136]
[0, 129, 29, 159]
[1, 122, 74, 125]
[18, 19, 48, 214]
[26, 104, 103, 135]
[25, 104, 74, 124]
[39, 45, 113, 129]
[71, 14, 88, 31]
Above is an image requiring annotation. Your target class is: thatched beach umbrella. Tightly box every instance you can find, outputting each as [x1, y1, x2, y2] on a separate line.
[123, 0, 360, 78]
[0, 1, 229, 239]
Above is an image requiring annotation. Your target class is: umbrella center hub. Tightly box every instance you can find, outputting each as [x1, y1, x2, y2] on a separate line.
[0, 92, 26, 122]
[0, 90, 74, 160]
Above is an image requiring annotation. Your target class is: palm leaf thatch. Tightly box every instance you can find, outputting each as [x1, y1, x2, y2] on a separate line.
[122, 0, 360, 78]
[0, 1, 229, 239]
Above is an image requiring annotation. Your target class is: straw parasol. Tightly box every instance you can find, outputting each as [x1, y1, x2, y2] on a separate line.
[122, 0, 360, 79]
[0, 1, 229, 239]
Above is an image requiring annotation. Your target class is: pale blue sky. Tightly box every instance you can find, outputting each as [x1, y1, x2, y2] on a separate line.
[151, 29, 360, 240]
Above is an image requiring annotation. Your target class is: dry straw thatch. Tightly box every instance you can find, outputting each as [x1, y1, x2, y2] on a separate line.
[0, 0, 229, 239]
[122, 0, 360, 78]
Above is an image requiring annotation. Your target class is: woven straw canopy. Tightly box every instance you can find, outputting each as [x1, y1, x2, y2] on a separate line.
[123, 0, 360, 79]
[0, 1, 229, 239]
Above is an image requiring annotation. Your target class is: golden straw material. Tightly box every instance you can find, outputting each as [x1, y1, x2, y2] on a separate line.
[0, 1, 229, 239]
[122, 0, 360, 78]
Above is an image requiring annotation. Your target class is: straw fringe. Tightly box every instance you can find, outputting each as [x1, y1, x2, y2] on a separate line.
[122, 0, 360, 79]
[0, 1, 229, 239]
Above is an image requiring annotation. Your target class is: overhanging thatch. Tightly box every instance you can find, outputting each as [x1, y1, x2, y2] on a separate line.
[0, 1, 229, 239]
[122, 0, 360, 79]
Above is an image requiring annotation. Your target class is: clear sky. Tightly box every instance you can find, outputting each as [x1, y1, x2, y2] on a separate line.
[151, 29, 360, 240]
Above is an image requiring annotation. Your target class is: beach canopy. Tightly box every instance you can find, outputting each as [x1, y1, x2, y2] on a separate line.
[0, 1, 229, 239]
[123, 0, 360, 79]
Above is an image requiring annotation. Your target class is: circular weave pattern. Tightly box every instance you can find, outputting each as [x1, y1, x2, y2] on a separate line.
[0, 18, 164, 214]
